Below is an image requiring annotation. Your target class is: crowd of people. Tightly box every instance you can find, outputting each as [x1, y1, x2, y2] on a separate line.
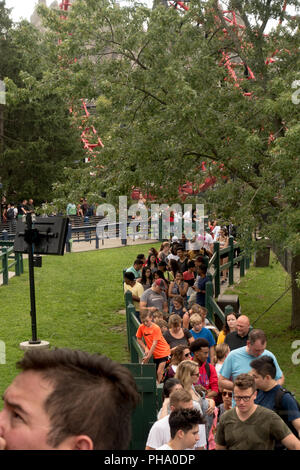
[66, 198, 95, 218]
[0, 196, 37, 233]
[124, 234, 300, 451]
[0, 196, 96, 226]
[0, 204, 299, 451]
[1, 196, 35, 222]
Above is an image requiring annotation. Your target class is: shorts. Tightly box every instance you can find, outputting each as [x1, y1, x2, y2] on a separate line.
[153, 356, 170, 370]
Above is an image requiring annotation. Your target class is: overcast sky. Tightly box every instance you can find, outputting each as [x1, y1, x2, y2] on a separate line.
[4, 0, 298, 25]
[5, 0, 46, 22]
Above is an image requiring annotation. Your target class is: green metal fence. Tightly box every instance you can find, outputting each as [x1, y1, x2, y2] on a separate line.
[123, 363, 158, 450]
[0, 241, 24, 285]
[205, 236, 250, 327]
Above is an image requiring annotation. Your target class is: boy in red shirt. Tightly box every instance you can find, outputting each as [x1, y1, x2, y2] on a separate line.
[136, 310, 171, 384]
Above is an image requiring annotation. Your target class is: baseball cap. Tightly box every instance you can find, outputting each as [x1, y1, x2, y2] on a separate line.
[154, 279, 166, 291]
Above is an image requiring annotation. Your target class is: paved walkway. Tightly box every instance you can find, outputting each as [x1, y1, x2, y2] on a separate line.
[0, 270, 16, 286]
[219, 266, 242, 295]
[69, 237, 160, 253]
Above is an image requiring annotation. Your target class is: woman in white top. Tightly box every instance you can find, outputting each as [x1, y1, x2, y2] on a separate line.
[216, 227, 229, 283]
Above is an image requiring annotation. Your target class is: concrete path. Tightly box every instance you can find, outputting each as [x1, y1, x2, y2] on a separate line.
[68, 237, 160, 253]
[0, 271, 16, 286]
[219, 265, 242, 295]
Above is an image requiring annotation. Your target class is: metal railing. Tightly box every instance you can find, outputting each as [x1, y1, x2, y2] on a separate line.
[124, 290, 152, 364]
[65, 219, 153, 252]
[205, 236, 250, 325]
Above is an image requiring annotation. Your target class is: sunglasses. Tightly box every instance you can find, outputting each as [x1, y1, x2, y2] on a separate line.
[222, 391, 233, 397]
[184, 352, 191, 358]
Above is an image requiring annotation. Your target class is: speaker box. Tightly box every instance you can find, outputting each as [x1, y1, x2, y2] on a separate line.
[217, 294, 240, 315]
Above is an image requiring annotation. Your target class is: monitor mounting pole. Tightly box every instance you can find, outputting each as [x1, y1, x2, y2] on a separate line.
[24, 213, 40, 345]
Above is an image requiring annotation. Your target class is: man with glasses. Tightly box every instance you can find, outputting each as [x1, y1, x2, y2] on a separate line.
[215, 374, 300, 450]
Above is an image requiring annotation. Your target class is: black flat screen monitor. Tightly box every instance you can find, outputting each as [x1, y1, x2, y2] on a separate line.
[14, 217, 69, 256]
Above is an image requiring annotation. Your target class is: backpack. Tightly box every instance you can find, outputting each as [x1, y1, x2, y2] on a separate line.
[204, 362, 211, 379]
[6, 208, 15, 220]
[162, 357, 173, 383]
[274, 387, 300, 437]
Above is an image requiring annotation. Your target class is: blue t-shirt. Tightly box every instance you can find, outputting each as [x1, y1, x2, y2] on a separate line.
[255, 386, 300, 424]
[220, 347, 283, 407]
[196, 276, 209, 306]
[189, 327, 216, 363]
[126, 266, 142, 279]
[220, 347, 283, 382]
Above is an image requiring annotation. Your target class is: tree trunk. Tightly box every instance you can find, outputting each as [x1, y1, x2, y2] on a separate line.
[272, 244, 300, 330]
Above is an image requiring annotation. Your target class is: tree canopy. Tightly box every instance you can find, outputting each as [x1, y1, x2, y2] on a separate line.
[35, 0, 300, 253]
[0, 2, 83, 204]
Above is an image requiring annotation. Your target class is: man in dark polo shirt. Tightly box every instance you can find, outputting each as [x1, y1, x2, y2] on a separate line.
[225, 315, 251, 351]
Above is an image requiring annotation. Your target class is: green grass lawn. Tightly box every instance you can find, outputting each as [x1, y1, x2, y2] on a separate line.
[0, 242, 161, 396]
[224, 251, 300, 397]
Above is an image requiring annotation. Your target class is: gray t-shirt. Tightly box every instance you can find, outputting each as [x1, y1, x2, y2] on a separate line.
[216, 405, 291, 450]
[140, 288, 167, 311]
[163, 328, 192, 349]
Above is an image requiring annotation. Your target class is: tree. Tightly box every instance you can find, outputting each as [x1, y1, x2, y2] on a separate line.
[38, 0, 300, 325]
[0, 12, 84, 204]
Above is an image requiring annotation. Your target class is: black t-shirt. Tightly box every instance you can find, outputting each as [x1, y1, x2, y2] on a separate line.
[18, 204, 28, 216]
[177, 258, 188, 273]
[225, 331, 249, 351]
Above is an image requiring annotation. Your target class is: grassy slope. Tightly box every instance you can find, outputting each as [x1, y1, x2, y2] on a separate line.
[224, 252, 300, 397]
[0, 243, 160, 395]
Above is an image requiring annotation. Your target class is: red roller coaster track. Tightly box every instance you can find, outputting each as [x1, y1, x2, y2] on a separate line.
[59, 1, 104, 161]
